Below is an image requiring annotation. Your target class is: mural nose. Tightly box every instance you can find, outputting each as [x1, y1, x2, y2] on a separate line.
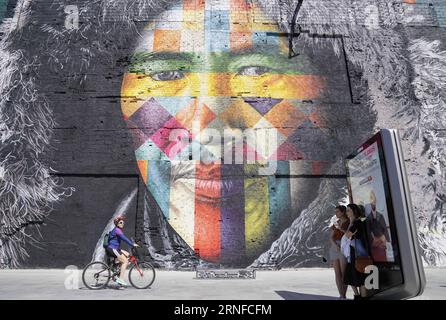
[208, 73, 232, 97]
[191, 73, 232, 98]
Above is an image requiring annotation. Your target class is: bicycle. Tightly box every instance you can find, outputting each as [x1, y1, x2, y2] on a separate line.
[82, 247, 155, 290]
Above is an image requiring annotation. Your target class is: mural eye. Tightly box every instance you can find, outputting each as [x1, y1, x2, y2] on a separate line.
[151, 70, 184, 81]
[237, 66, 271, 76]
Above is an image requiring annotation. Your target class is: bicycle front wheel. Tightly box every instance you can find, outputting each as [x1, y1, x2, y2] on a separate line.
[82, 261, 111, 290]
[129, 262, 156, 289]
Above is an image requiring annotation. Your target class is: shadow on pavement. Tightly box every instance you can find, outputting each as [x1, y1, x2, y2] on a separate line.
[78, 284, 125, 290]
[275, 290, 339, 300]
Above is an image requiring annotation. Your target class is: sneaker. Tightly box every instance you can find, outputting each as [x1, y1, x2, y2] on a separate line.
[116, 278, 128, 286]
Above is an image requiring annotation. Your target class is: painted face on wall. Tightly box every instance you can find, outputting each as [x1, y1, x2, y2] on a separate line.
[121, 0, 329, 265]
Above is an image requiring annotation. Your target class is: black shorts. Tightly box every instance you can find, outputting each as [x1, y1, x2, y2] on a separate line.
[106, 247, 123, 258]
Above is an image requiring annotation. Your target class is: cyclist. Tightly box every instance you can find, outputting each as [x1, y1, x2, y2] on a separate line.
[105, 215, 139, 286]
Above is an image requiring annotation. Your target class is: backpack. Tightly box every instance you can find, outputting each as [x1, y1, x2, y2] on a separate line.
[102, 230, 116, 249]
[102, 232, 110, 249]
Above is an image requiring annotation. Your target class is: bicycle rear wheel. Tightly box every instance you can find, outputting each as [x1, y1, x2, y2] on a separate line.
[129, 262, 155, 289]
[82, 261, 111, 290]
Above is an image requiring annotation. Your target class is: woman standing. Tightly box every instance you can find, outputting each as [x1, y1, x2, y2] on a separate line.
[329, 205, 350, 299]
[343, 204, 370, 299]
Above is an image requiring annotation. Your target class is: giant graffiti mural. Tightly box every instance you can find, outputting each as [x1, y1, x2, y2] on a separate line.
[121, 0, 344, 266]
[0, 0, 446, 269]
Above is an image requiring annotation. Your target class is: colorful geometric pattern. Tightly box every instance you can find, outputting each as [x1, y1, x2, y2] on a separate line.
[120, 0, 330, 264]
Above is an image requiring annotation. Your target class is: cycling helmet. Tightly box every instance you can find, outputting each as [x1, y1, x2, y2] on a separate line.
[113, 215, 125, 226]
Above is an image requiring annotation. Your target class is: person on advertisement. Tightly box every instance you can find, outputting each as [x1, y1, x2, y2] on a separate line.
[365, 190, 391, 262]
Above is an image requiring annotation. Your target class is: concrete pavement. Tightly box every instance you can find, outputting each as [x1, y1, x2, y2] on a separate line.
[0, 268, 445, 300]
